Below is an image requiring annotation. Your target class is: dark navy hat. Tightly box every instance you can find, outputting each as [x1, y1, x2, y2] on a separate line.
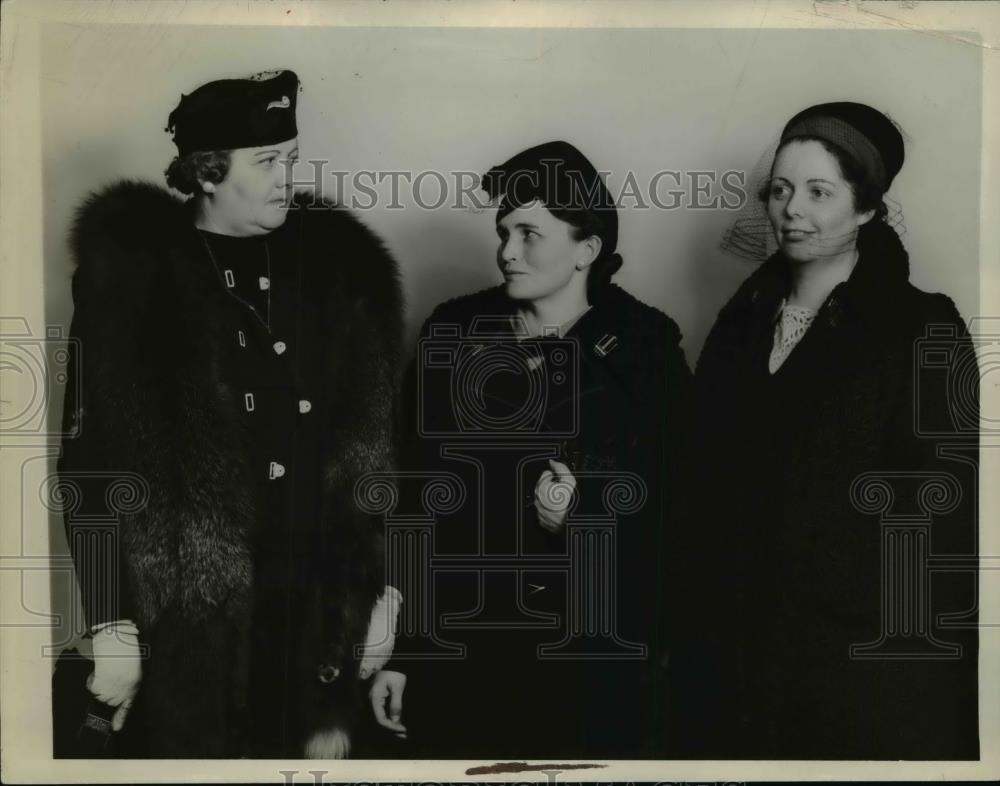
[482, 140, 618, 254]
[166, 69, 299, 156]
[781, 102, 904, 192]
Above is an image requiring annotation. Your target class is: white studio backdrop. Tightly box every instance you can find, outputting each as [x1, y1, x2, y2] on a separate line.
[39, 23, 982, 646]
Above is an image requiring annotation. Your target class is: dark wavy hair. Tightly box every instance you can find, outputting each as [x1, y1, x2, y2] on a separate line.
[759, 136, 890, 224]
[496, 202, 623, 304]
[164, 150, 232, 196]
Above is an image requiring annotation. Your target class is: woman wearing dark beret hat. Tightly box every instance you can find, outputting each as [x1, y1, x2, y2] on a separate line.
[673, 102, 979, 758]
[56, 69, 406, 758]
[377, 140, 693, 758]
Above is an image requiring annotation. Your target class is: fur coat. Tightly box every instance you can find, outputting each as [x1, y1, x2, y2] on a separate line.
[673, 220, 979, 759]
[57, 181, 403, 757]
[387, 282, 692, 759]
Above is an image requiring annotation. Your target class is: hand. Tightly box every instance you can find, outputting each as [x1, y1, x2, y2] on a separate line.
[534, 459, 577, 534]
[369, 669, 407, 739]
[358, 586, 402, 680]
[87, 621, 142, 731]
[304, 726, 351, 759]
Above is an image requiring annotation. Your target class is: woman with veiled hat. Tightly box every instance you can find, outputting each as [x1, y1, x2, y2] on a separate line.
[673, 102, 979, 758]
[376, 141, 693, 758]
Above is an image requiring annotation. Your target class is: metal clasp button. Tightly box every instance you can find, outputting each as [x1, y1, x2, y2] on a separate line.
[317, 664, 340, 683]
[594, 334, 619, 357]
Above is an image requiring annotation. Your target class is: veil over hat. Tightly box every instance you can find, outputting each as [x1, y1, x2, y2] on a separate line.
[721, 102, 906, 262]
[166, 69, 300, 156]
[481, 140, 619, 253]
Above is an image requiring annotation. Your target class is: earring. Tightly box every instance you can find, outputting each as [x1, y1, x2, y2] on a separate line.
[575, 261, 586, 271]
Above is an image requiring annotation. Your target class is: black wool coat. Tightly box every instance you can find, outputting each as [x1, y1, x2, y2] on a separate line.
[385, 283, 692, 759]
[672, 221, 979, 759]
[57, 181, 403, 757]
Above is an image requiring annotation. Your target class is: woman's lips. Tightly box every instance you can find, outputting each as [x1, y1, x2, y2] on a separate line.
[782, 229, 814, 241]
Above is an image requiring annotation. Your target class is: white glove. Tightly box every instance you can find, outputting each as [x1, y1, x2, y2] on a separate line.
[534, 459, 577, 533]
[358, 586, 401, 680]
[87, 620, 142, 731]
[369, 669, 407, 738]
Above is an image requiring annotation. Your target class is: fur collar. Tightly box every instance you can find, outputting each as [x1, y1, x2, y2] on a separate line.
[741, 220, 912, 327]
[67, 180, 401, 639]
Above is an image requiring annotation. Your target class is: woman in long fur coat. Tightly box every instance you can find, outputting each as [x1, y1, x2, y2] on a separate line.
[56, 69, 404, 758]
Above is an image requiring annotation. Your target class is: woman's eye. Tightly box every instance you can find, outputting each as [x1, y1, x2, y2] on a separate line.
[811, 188, 829, 199]
[261, 157, 276, 167]
[522, 230, 539, 241]
[770, 185, 789, 199]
